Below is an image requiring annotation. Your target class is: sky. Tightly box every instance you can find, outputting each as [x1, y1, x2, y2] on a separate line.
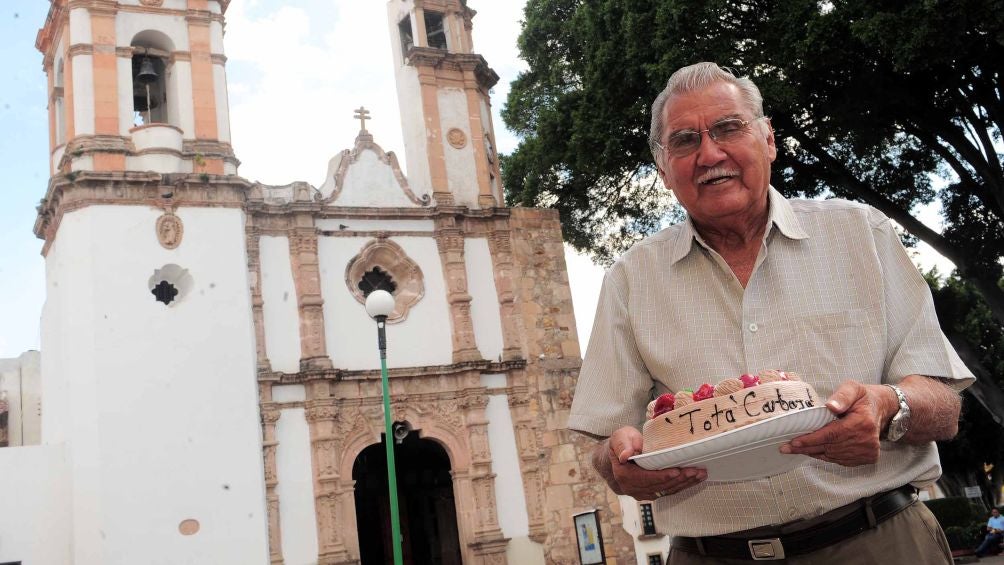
[0, 0, 604, 358]
[0, 0, 954, 359]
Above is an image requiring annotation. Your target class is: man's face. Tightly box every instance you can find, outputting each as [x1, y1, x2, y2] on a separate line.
[993, 509, 999, 517]
[656, 81, 776, 228]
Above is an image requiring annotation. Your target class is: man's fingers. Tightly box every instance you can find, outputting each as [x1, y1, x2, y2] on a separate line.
[609, 428, 644, 464]
[825, 380, 865, 415]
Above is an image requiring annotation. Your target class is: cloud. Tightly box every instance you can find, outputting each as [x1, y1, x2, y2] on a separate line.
[223, 0, 528, 187]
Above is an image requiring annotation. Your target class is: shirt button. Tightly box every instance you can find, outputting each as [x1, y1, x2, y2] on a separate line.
[748, 323, 759, 333]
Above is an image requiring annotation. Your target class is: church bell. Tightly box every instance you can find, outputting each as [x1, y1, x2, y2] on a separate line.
[136, 57, 159, 84]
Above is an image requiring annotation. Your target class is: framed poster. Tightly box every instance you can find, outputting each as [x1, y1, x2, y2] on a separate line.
[573, 510, 606, 564]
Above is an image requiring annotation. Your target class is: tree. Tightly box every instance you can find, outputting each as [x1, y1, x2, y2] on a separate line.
[928, 272, 1004, 506]
[503, 0, 1004, 323]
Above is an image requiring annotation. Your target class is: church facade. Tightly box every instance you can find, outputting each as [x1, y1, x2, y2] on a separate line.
[0, 0, 660, 563]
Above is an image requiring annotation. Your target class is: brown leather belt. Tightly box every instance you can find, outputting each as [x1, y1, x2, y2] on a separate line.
[671, 485, 918, 561]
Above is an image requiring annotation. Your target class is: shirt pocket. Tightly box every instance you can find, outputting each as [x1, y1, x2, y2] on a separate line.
[793, 308, 878, 386]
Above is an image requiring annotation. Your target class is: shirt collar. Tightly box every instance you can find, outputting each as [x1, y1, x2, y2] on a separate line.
[669, 186, 809, 265]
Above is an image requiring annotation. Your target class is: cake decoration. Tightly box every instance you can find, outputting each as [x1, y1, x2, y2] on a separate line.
[641, 369, 819, 454]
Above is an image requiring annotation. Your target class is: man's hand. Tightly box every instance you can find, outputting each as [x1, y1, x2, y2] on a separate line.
[591, 426, 707, 500]
[779, 380, 896, 466]
[780, 375, 961, 466]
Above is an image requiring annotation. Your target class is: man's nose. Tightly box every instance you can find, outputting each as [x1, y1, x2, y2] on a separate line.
[694, 131, 727, 167]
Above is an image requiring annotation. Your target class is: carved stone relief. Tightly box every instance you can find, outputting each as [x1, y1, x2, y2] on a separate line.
[156, 211, 183, 249]
[344, 238, 424, 323]
[446, 127, 467, 149]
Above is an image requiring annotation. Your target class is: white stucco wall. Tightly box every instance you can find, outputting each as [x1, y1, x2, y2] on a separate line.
[464, 238, 503, 361]
[393, 65, 431, 195]
[329, 149, 423, 208]
[260, 236, 301, 374]
[41, 205, 269, 565]
[69, 7, 92, 45]
[275, 404, 319, 565]
[0, 445, 72, 564]
[71, 53, 95, 136]
[315, 219, 434, 233]
[619, 495, 671, 564]
[318, 235, 452, 369]
[480, 373, 545, 565]
[213, 63, 232, 143]
[438, 88, 479, 208]
[117, 12, 187, 51]
[117, 56, 135, 134]
[171, 60, 196, 137]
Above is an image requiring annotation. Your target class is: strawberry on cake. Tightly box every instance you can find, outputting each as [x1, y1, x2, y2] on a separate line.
[642, 370, 822, 453]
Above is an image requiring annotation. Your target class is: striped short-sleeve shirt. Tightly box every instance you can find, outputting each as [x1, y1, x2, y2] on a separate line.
[567, 187, 975, 537]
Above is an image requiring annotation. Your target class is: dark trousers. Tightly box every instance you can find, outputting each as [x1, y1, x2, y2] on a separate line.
[975, 532, 1003, 557]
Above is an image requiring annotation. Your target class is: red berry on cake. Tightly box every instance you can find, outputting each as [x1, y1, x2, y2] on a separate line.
[739, 373, 760, 388]
[652, 393, 676, 418]
[692, 384, 715, 401]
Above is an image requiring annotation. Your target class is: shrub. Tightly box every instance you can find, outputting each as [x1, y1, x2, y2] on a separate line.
[925, 497, 987, 530]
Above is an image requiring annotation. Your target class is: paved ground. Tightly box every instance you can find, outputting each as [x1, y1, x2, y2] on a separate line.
[961, 554, 1004, 564]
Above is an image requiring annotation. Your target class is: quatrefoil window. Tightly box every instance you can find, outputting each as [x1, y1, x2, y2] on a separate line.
[358, 266, 398, 297]
[345, 239, 424, 323]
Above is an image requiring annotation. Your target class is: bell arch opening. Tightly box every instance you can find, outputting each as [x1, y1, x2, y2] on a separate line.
[130, 31, 176, 127]
[352, 429, 463, 565]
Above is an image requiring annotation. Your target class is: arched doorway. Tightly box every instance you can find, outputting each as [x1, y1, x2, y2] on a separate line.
[353, 428, 464, 565]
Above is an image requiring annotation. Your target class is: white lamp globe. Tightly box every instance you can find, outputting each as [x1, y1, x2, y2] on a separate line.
[365, 290, 396, 319]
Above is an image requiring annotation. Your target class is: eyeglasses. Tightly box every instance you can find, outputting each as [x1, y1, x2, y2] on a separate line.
[655, 116, 768, 158]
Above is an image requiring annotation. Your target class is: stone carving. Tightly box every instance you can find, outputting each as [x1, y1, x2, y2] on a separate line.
[447, 127, 467, 149]
[344, 239, 424, 324]
[156, 211, 183, 249]
[139, 0, 165, 6]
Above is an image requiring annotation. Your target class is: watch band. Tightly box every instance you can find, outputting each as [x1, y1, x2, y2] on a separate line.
[883, 384, 911, 441]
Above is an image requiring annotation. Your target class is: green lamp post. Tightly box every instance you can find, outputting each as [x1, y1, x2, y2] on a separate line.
[365, 289, 404, 565]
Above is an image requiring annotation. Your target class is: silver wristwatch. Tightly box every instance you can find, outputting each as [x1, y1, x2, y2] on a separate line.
[884, 384, 911, 442]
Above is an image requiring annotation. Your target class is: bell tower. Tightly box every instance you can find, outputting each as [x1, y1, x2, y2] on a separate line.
[387, 0, 503, 209]
[36, 0, 237, 177]
[32, 2, 268, 564]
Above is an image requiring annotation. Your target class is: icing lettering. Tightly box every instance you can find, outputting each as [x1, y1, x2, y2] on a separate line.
[680, 408, 701, 434]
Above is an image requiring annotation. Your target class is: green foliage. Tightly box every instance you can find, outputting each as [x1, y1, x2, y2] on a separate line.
[504, 0, 1004, 319]
[943, 523, 983, 551]
[925, 497, 987, 530]
[929, 273, 1004, 504]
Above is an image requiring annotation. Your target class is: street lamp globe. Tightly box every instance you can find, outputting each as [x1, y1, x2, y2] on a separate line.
[365, 289, 395, 319]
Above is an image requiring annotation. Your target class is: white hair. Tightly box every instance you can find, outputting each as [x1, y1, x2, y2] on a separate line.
[649, 62, 766, 167]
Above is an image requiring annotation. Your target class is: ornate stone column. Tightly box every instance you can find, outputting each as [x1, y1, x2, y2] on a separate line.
[508, 384, 547, 542]
[306, 382, 353, 565]
[260, 401, 284, 564]
[463, 397, 509, 563]
[246, 221, 272, 372]
[435, 216, 482, 363]
[289, 222, 333, 371]
[487, 224, 523, 361]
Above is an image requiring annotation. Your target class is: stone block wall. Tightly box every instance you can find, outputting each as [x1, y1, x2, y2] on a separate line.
[507, 208, 635, 564]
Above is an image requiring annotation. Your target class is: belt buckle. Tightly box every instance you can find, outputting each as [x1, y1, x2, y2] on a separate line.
[748, 538, 785, 560]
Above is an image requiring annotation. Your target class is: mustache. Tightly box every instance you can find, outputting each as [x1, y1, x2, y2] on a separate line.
[696, 167, 740, 184]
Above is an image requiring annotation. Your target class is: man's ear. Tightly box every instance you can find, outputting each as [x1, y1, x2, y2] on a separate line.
[764, 118, 777, 162]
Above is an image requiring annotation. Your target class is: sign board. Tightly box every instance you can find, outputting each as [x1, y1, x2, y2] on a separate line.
[965, 486, 983, 499]
[573, 509, 606, 564]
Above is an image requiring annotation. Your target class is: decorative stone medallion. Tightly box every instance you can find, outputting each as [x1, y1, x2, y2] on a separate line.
[447, 128, 468, 149]
[156, 212, 183, 249]
[345, 239, 424, 323]
[139, 0, 165, 6]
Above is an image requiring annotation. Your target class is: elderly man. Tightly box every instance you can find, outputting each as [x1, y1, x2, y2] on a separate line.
[567, 62, 974, 564]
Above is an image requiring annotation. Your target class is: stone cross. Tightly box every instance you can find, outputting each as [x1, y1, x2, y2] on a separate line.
[354, 106, 371, 131]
